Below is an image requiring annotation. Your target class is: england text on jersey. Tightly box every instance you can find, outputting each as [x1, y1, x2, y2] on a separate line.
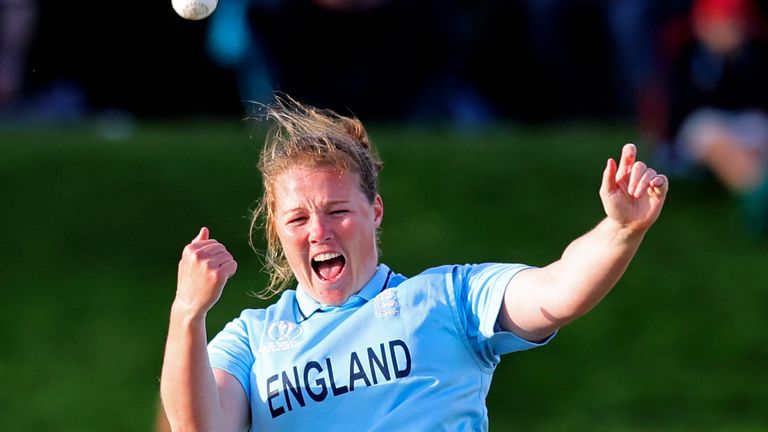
[266, 339, 412, 418]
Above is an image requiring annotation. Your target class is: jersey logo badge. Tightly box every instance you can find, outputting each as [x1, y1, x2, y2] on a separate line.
[260, 320, 303, 353]
[373, 288, 400, 318]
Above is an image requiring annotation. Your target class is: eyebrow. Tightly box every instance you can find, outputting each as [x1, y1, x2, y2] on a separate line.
[281, 200, 351, 215]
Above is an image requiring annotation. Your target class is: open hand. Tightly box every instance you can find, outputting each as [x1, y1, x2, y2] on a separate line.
[600, 143, 669, 232]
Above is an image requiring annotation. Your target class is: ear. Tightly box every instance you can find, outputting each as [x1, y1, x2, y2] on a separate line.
[373, 194, 384, 228]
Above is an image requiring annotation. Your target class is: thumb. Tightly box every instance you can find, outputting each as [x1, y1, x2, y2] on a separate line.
[193, 227, 209, 242]
[600, 158, 617, 195]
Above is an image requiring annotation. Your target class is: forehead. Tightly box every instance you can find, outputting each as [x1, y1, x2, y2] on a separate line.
[272, 165, 364, 210]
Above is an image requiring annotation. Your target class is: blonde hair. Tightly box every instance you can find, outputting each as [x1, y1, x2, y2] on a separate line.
[249, 96, 383, 298]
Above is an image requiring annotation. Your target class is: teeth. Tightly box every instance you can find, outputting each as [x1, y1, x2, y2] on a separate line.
[313, 252, 341, 262]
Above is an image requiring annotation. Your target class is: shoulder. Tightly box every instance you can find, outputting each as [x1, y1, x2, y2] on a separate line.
[392, 263, 530, 294]
[412, 263, 530, 281]
[228, 289, 298, 326]
[390, 264, 458, 288]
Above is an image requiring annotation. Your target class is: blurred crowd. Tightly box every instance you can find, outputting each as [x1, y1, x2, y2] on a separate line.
[202, 0, 693, 124]
[3, 0, 768, 234]
[1, 0, 764, 123]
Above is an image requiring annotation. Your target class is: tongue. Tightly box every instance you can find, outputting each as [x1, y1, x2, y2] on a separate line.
[317, 256, 344, 280]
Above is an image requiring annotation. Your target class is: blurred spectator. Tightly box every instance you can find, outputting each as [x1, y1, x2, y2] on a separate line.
[206, 0, 276, 111]
[205, 0, 492, 125]
[1, 0, 89, 125]
[516, 0, 691, 121]
[0, 0, 36, 112]
[659, 0, 768, 237]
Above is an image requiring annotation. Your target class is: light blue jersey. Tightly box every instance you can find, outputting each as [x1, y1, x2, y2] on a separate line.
[208, 263, 554, 431]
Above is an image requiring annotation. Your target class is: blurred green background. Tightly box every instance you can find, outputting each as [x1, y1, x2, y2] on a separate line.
[2, 119, 767, 431]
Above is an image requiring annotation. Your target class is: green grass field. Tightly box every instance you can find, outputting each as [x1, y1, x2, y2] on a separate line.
[2, 118, 767, 431]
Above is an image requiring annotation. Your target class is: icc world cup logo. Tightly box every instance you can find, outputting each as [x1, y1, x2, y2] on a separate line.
[267, 320, 303, 343]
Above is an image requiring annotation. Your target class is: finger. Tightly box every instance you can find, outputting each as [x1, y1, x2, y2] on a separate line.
[634, 167, 657, 198]
[185, 239, 222, 252]
[207, 252, 235, 270]
[220, 260, 238, 279]
[193, 242, 231, 259]
[650, 174, 669, 198]
[600, 158, 617, 195]
[617, 143, 637, 181]
[193, 227, 209, 243]
[182, 243, 229, 267]
[628, 161, 647, 196]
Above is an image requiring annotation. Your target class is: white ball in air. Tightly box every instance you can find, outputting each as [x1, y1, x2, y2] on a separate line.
[172, 0, 218, 20]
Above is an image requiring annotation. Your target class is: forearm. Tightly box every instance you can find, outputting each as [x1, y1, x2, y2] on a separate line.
[545, 217, 646, 323]
[502, 144, 667, 340]
[160, 302, 224, 432]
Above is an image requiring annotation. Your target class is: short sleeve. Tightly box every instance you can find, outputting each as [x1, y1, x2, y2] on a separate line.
[453, 263, 555, 365]
[207, 314, 255, 402]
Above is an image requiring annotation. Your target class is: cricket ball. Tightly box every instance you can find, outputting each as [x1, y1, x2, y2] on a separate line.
[172, 0, 218, 20]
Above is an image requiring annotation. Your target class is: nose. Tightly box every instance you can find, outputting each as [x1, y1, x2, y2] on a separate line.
[308, 215, 333, 244]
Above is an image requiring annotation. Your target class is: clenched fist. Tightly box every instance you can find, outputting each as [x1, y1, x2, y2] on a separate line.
[174, 227, 238, 315]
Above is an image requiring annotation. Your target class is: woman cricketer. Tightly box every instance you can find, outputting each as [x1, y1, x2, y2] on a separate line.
[160, 98, 669, 431]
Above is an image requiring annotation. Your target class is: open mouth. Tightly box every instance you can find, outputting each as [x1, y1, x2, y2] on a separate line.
[311, 252, 346, 281]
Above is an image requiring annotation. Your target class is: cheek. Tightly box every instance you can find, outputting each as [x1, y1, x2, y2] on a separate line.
[339, 216, 364, 233]
[340, 217, 375, 245]
[278, 227, 307, 255]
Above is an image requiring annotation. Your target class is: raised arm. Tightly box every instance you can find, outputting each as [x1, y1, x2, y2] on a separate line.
[160, 228, 249, 432]
[499, 144, 669, 341]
